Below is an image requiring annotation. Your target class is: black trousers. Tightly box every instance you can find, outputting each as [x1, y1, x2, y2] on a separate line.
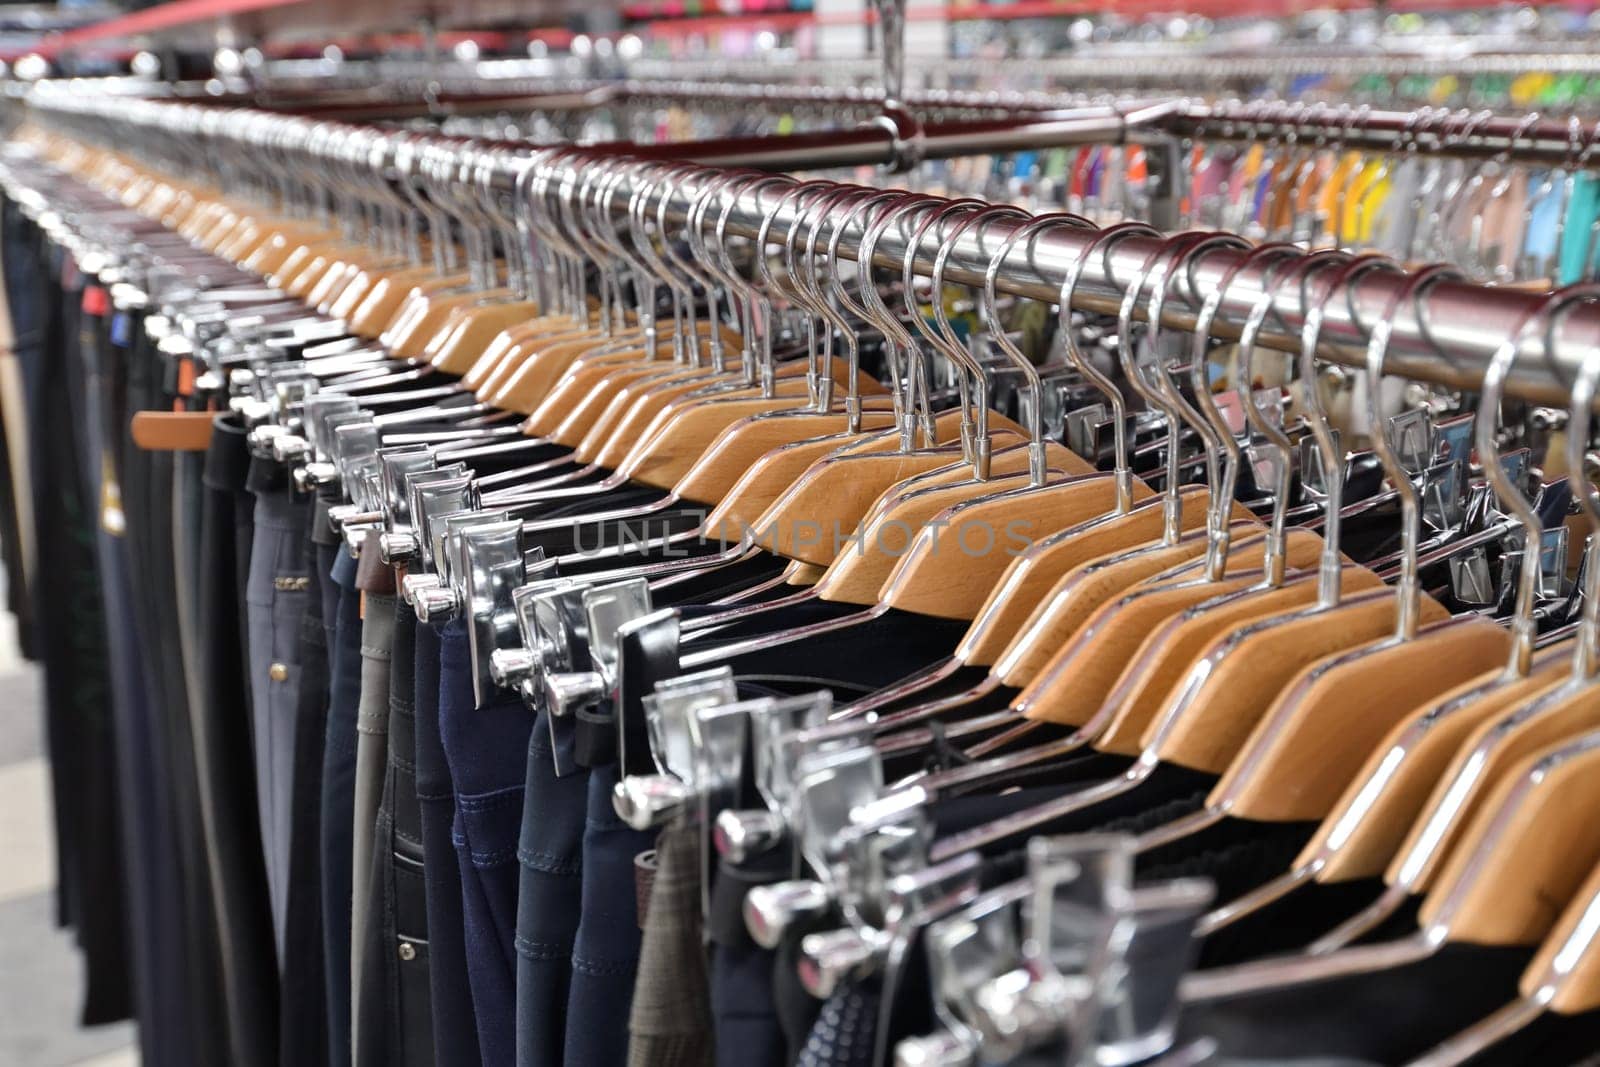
[197, 414, 282, 1067]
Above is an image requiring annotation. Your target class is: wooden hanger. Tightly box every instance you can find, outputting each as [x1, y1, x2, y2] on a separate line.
[1183, 729, 1600, 1006]
[1289, 284, 1600, 953]
[1003, 245, 1346, 732]
[1407, 859, 1600, 1066]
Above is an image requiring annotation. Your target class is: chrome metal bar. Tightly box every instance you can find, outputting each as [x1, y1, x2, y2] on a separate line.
[21, 92, 1600, 406]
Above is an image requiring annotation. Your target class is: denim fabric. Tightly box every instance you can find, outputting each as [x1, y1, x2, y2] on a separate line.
[282, 602, 332, 1067]
[417, 619, 484, 1067]
[356, 600, 435, 1067]
[80, 281, 193, 1062]
[322, 549, 364, 1067]
[707, 853, 791, 1067]
[563, 760, 655, 1067]
[710, 944, 786, 1067]
[440, 620, 533, 1067]
[515, 713, 589, 1067]
[198, 414, 280, 1067]
[247, 473, 313, 958]
[351, 592, 397, 1045]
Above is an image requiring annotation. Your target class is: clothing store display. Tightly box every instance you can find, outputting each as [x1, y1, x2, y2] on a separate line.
[10, 50, 1600, 1067]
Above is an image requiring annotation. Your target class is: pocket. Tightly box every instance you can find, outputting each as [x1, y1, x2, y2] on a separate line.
[391, 851, 435, 1064]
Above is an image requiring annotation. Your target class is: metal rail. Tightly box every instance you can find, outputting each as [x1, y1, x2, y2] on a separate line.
[20, 91, 1600, 407]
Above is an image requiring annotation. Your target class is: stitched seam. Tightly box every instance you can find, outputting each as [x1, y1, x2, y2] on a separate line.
[514, 935, 572, 960]
[466, 844, 519, 866]
[517, 847, 582, 875]
[571, 955, 636, 977]
[455, 786, 525, 813]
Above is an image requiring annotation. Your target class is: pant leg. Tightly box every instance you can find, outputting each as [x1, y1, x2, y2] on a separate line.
[121, 305, 231, 1064]
[282, 600, 332, 1067]
[356, 601, 435, 1067]
[439, 619, 534, 1067]
[245, 459, 313, 960]
[197, 414, 281, 1067]
[78, 273, 192, 1062]
[417, 618, 484, 1067]
[563, 760, 656, 1067]
[515, 713, 589, 1067]
[628, 820, 714, 1067]
[351, 591, 397, 1055]
[707, 852, 791, 1067]
[322, 549, 364, 1067]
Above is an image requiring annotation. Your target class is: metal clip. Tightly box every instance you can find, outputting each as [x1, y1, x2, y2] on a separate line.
[613, 667, 738, 830]
[542, 578, 652, 721]
[399, 474, 475, 602]
[413, 509, 511, 623]
[382, 461, 467, 566]
[457, 520, 543, 708]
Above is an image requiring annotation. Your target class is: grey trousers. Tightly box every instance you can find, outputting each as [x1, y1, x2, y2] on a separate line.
[350, 592, 396, 1063]
[245, 484, 312, 961]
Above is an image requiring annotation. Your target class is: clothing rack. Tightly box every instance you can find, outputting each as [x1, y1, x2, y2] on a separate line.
[25, 89, 1600, 409]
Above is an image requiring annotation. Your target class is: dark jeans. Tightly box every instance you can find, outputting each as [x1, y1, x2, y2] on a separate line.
[282, 599, 332, 1067]
[439, 620, 533, 1067]
[515, 714, 590, 1067]
[418, 619, 484, 1067]
[198, 414, 280, 1067]
[564, 761, 655, 1067]
[322, 549, 364, 1067]
[12, 211, 132, 1029]
[355, 601, 435, 1067]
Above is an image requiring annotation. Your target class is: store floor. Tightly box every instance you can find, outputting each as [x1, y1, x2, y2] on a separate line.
[0, 599, 139, 1067]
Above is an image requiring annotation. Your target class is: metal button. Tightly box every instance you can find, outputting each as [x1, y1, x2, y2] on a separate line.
[397, 942, 416, 961]
[269, 663, 289, 682]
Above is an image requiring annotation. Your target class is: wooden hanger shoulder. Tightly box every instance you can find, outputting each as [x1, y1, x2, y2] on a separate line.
[871, 472, 1156, 617]
[467, 319, 594, 394]
[1012, 529, 1328, 729]
[1421, 731, 1600, 947]
[1149, 587, 1451, 773]
[306, 257, 368, 311]
[418, 289, 516, 362]
[1097, 566, 1390, 756]
[279, 247, 347, 299]
[387, 290, 499, 361]
[624, 356, 883, 486]
[1304, 654, 1573, 884]
[374, 274, 472, 344]
[571, 366, 708, 465]
[1522, 860, 1600, 1013]
[951, 488, 1224, 655]
[346, 267, 443, 339]
[1020, 574, 1264, 729]
[1391, 681, 1600, 895]
[131, 411, 216, 452]
[1216, 617, 1515, 822]
[983, 531, 1215, 680]
[329, 256, 438, 319]
[591, 376, 776, 471]
[589, 353, 825, 470]
[672, 403, 899, 507]
[701, 411, 973, 542]
[526, 348, 651, 440]
[482, 329, 626, 408]
[748, 441, 1008, 567]
[816, 450, 1075, 606]
[429, 300, 544, 375]
[622, 383, 828, 489]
